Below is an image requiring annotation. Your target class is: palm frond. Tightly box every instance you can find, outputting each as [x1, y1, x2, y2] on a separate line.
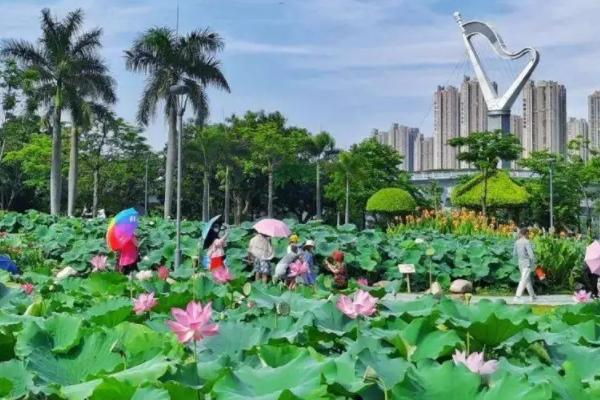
[183, 78, 209, 124]
[186, 57, 230, 92]
[72, 28, 103, 55]
[1, 40, 49, 70]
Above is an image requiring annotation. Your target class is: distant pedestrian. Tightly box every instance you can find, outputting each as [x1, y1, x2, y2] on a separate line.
[513, 227, 536, 302]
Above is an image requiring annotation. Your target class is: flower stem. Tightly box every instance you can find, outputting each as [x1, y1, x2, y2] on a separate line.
[193, 340, 201, 400]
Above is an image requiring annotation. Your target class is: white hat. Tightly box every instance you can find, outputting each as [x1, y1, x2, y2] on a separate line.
[304, 240, 315, 248]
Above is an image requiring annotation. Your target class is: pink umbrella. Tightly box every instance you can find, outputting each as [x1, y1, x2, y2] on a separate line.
[585, 240, 600, 275]
[253, 218, 291, 238]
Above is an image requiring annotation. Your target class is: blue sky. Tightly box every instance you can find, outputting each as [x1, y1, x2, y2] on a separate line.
[1, 0, 599, 149]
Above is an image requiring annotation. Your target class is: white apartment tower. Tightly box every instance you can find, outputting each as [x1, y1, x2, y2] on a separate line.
[522, 80, 567, 157]
[433, 85, 461, 169]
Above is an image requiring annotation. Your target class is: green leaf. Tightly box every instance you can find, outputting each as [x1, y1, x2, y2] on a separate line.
[212, 352, 327, 400]
[45, 313, 82, 353]
[391, 361, 481, 399]
[85, 297, 132, 327]
[0, 360, 34, 399]
[479, 373, 552, 400]
[131, 387, 170, 400]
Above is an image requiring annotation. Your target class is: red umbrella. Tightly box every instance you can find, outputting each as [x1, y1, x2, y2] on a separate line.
[253, 219, 291, 238]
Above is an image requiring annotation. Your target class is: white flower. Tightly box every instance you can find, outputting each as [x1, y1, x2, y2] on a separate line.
[415, 238, 425, 245]
[135, 270, 154, 281]
[56, 266, 77, 280]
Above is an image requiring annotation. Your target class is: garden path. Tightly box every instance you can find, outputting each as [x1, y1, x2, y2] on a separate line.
[390, 293, 575, 306]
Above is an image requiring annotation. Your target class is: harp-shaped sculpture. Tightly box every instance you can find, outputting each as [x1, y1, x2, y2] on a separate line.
[454, 12, 539, 167]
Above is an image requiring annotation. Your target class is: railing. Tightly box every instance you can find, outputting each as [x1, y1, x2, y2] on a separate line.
[410, 169, 539, 182]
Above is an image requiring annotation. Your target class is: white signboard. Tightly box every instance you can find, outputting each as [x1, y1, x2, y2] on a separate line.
[398, 264, 416, 274]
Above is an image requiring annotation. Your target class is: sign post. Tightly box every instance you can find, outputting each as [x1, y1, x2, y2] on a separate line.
[398, 264, 416, 293]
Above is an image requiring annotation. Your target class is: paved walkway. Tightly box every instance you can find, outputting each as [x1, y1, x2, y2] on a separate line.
[390, 293, 575, 306]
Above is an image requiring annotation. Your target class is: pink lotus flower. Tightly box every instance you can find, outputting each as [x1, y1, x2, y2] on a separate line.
[157, 266, 170, 281]
[91, 255, 108, 272]
[336, 289, 378, 319]
[357, 277, 368, 286]
[453, 350, 498, 375]
[21, 283, 34, 295]
[166, 301, 219, 343]
[212, 266, 232, 284]
[288, 260, 309, 278]
[573, 290, 593, 303]
[133, 292, 158, 315]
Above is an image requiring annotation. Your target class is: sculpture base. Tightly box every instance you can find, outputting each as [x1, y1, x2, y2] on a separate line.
[488, 111, 512, 169]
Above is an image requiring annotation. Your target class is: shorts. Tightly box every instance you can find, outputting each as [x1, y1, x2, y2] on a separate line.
[254, 260, 271, 275]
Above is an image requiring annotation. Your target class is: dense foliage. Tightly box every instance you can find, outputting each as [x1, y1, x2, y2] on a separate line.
[2, 255, 600, 398]
[452, 171, 530, 210]
[365, 188, 416, 215]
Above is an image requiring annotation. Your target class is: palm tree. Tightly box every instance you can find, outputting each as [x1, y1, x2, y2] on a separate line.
[310, 132, 336, 220]
[125, 27, 230, 219]
[67, 99, 115, 217]
[339, 151, 365, 225]
[2, 8, 115, 215]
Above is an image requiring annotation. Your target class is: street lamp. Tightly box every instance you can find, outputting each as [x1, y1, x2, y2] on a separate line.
[170, 81, 188, 271]
[548, 156, 556, 231]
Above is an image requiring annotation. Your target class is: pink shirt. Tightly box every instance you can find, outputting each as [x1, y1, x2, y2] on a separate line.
[208, 234, 228, 258]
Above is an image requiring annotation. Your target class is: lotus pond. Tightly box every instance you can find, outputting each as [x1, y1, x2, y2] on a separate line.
[1, 211, 597, 399]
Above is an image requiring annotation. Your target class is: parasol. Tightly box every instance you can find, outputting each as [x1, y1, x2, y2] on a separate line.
[253, 218, 291, 238]
[106, 208, 139, 251]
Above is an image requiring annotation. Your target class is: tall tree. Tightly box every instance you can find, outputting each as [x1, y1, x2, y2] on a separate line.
[449, 130, 521, 215]
[125, 27, 230, 219]
[309, 131, 336, 220]
[2, 8, 115, 215]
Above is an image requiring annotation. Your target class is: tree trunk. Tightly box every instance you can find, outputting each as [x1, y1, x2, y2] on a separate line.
[336, 210, 340, 227]
[316, 161, 322, 220]
[92, 167, 99, 217]
[234, 194, 242, 225]
[481, 169, 488, 216]
[67, 126, 79, 217]
[50, 101, 62, 215]
[164, 108, 177, 219]
[224, 166, 230, 224]
[202, 167, 209, 222]
[344, 174, 350, 225]
[268, 163, 274, 218]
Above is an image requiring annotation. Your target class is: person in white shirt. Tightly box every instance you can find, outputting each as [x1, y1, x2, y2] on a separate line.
[513, 227, 537, 302]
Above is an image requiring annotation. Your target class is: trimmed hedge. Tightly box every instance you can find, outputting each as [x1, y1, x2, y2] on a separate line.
[451, 170, 530, 208]
[366, 188, 416, 214]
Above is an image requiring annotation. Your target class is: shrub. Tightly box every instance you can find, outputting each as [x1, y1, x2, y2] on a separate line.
[366, 188, 416, 215]
[451, 170, 529, 209]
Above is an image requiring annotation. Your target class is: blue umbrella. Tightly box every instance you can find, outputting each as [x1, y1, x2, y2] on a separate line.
[0, 255, 20, 275]
[201, 215, 223, 249]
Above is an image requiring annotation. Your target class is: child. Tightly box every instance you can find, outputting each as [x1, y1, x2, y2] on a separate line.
[300, 240, 317, 285]
[117, 236, 139, 275]
[207, 222, 228, 270]
[247, 231, 274, 283]
[324, 250, 348, 289]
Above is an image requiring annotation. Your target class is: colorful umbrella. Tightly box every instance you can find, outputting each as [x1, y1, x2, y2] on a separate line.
[106, 208, 139, 251]
[201, 215, 223, 249]
[253, 218, 291, 238]
[585, 240, 600, 275]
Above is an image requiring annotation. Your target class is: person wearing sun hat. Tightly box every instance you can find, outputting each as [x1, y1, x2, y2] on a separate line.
[287, 234, 300, 254]
[324, 250, 348, 289]
[300, 239, 317, 285]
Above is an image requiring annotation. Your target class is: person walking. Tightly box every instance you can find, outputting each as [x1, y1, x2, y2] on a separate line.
[513, 227, 537, 302]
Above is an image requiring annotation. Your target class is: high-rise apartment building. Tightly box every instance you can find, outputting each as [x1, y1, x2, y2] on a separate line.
[588, 91, 600, 151]
[567, 117, 589, 161]
[522, 80, 567, 157]
[433, 85, 460, 169]
[421, 136, 434, 171]
[460, 76, 488, 136]
[372, 125, 420, 171]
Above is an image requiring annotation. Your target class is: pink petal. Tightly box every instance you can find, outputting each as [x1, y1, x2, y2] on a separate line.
[479, 360, 498, 375]
[337, 295, 358, 319]
[171, 308, 191, 326]
[452, 350, 467, 366]
[186, 301, 203, 322]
